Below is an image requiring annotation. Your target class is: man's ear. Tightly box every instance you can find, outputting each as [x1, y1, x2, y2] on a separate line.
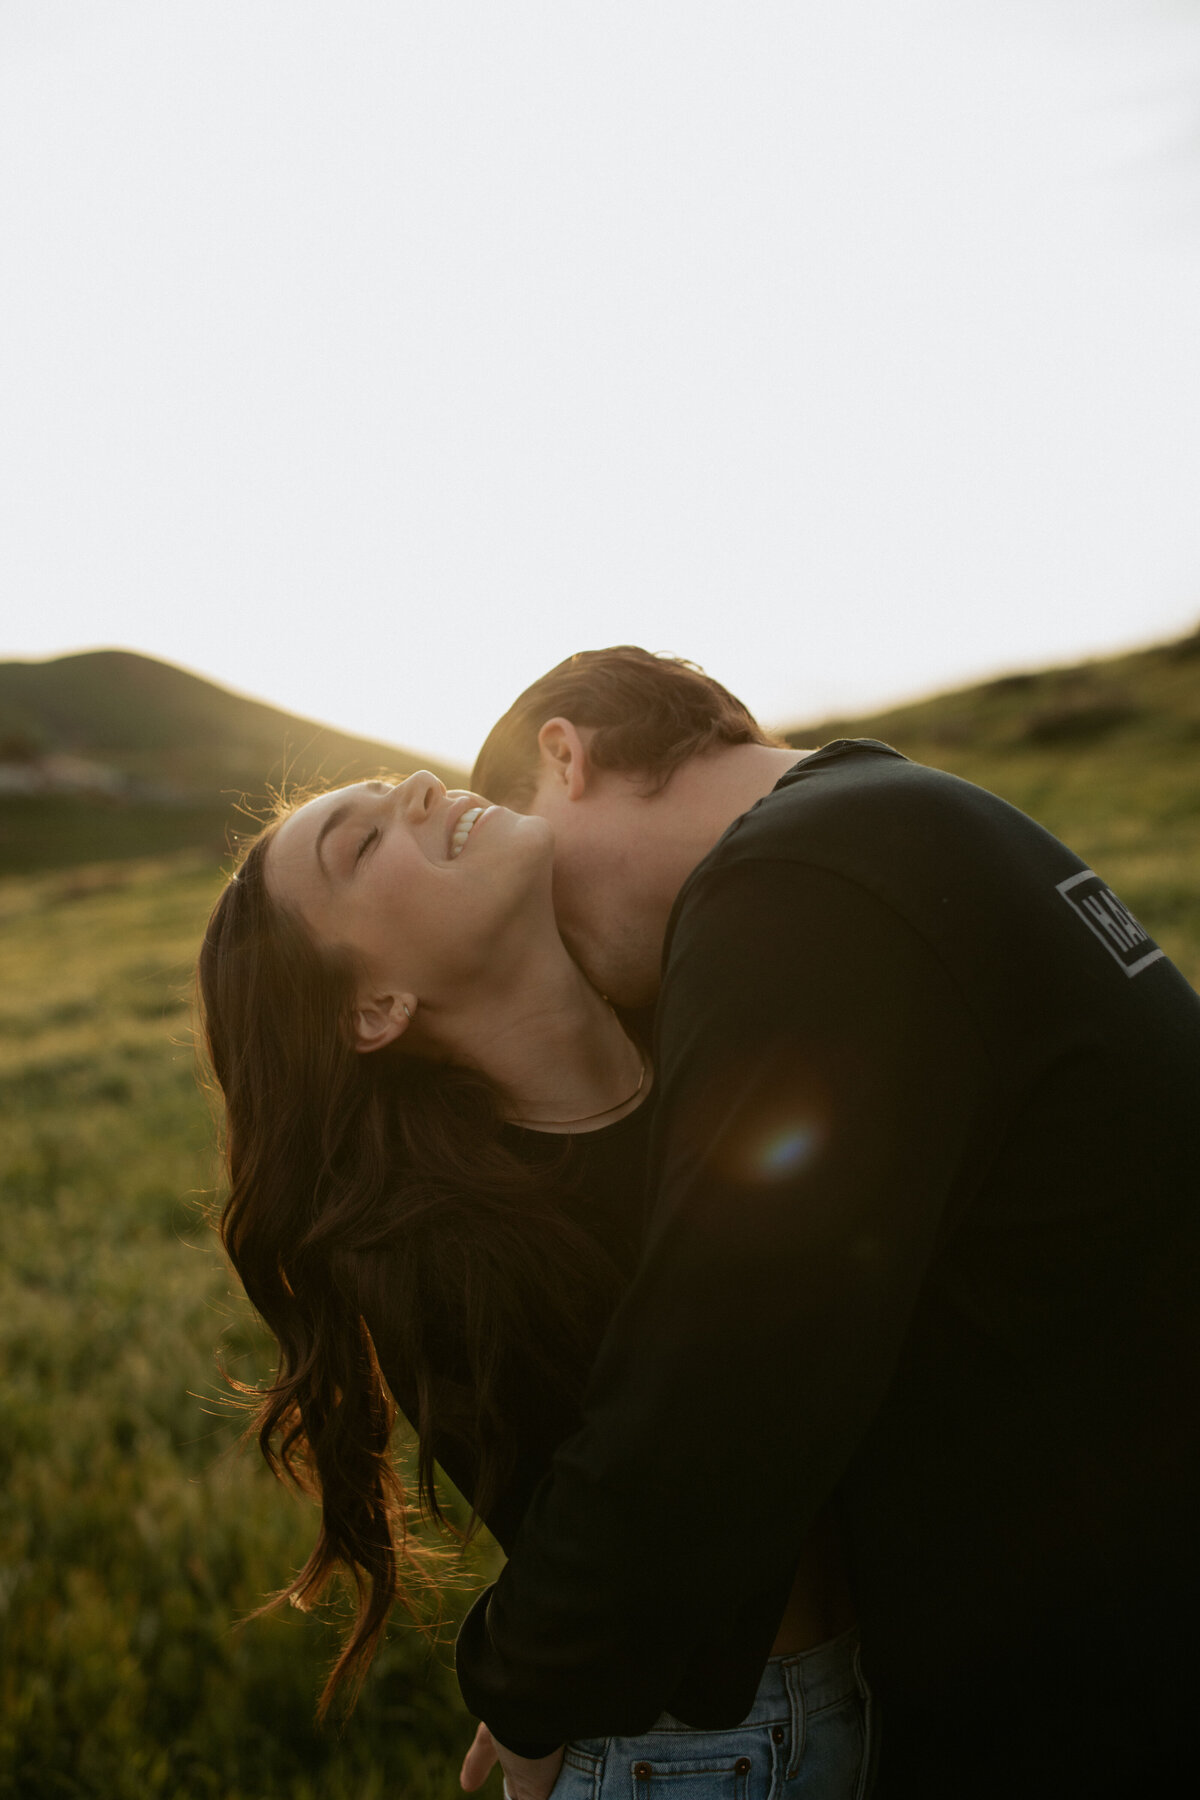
[535, 717, 591, 800]
[353, 992, 417, 1055]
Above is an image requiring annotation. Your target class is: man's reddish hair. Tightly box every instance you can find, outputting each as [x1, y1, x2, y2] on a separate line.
[471, 646, 783, 807]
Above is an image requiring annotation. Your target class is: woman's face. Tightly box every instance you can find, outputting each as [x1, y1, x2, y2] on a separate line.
[265, 773, 554, 1006]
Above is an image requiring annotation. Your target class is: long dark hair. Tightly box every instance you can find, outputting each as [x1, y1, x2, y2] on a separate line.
[197, 807, 620, 1716]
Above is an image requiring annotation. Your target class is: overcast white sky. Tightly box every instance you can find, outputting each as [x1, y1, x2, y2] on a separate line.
[3, 1, 1200, 765]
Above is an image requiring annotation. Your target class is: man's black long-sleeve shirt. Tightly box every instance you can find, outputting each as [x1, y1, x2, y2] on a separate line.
[456, 742, 1200, 1795]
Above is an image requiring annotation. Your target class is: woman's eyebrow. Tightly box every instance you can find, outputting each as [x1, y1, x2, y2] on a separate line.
[314, 803, 352, 878]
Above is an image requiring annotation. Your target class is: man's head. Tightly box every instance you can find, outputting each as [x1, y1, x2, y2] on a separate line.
[472, 646, 779, 810]
[472, 648, 790, 1004]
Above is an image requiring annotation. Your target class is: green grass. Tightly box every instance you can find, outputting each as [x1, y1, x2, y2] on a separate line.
[0, 855, 500, 1799]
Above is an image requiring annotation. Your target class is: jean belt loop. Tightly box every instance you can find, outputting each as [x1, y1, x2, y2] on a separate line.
[785, 1654, 807, 1781]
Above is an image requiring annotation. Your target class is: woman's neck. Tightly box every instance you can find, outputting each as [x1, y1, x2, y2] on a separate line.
[430, 952, 648, 1134]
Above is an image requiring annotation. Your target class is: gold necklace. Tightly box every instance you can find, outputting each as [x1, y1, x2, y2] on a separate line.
[508, 1047, 647, 1129]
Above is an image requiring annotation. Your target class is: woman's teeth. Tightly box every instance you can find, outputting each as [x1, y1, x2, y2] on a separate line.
[449, 806, 485, 859]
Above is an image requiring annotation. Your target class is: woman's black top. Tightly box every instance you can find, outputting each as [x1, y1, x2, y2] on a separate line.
[357, 1095, 655, 1554]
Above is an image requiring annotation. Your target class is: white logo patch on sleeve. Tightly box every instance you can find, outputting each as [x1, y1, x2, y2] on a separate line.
[1057, 869, 1165, 977]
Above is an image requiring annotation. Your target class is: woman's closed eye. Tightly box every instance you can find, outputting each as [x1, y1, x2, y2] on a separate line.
[354, 827, 379, 866]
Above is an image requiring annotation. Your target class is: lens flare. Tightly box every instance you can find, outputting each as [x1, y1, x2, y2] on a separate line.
[697, 1062, 832, 1190]
[716, 1103, 829, 1187]
[755, 1121, 820, 1181]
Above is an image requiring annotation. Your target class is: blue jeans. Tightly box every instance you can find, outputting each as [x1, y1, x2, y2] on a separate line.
[545, 1628, 871, 1800]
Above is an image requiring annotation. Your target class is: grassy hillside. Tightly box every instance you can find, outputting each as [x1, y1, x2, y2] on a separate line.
[783, 627, 1200, 985]
[0, 651, 468, 876]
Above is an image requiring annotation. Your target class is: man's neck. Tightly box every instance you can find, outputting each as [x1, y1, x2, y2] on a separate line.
[576, 742, 809, 1007]
[649, 742, 811, 906]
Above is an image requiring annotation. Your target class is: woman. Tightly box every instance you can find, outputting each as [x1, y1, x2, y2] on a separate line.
[198, 770, 866, 1800]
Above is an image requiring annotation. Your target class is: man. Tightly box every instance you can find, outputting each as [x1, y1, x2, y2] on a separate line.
[455, 647, 1200, 1798]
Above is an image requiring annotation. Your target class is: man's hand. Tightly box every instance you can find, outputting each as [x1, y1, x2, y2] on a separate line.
[460, 1719, 564, 1800]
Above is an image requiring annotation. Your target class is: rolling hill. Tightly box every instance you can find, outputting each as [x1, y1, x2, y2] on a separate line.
[3, 629, 1199, 958]
[782, 624, 1200, 762]
[780, 624, 1200, 980]
[0, 649, 468, 874]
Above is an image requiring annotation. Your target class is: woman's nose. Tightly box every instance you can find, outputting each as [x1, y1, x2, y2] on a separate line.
[396, 771, 445, 818]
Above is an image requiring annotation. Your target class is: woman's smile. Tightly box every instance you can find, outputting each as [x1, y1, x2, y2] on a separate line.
[448, 804, 494, 859]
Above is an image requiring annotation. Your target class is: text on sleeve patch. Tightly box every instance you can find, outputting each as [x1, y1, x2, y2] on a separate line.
[1056, 870, 1165, 978]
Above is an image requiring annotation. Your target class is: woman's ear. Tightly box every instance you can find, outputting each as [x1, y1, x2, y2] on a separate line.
[353, 992, 417, 1055]
[535, 717, 591, 800]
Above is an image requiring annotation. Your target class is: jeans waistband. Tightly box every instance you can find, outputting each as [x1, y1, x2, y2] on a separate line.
[654, 1626, 862, 1732]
